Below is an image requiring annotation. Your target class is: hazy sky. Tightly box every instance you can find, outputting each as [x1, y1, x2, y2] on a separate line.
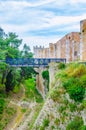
[0, 0, 86, 51]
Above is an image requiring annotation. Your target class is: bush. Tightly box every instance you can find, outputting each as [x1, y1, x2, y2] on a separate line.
[0, 98, 5, 114]
[67, 64, 86, 78]
[42, 70, 49, 90]
[42, 70, 49, 81]
[68, 103, 77, 112]
[50, 88, 60, 102]
[80, 75, 86, 88]
[63, 77, 85, 102]
[40, 118, 50, 129]
[68, 84, 85, 102]
[66, 116, 84, 130]
[58, 62, 66, 69]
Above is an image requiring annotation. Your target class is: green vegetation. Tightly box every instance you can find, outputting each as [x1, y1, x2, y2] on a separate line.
[24, 78, 43, 103]
[0, 28, 40, 129]
[40, 118, 50, 130]
[28, 103, 43, 130]
[56, 63, 86, 102]
[58, 62, 66, 69]
[0, 100, 16, 130]
[42, 70, 49, 90]
[66, 116, 86, 130]
[42, 70, 49, 80]
[0, 98, 6, 114]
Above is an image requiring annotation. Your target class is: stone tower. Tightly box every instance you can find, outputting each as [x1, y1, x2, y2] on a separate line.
[80, 19, 86, 61]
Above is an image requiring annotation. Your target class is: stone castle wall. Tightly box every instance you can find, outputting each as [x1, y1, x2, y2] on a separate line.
[33, 19, 86, 62]
[80, 19, 86, 61]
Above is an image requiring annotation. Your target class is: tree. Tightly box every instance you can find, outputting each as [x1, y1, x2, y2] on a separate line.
[21, 43, 33, 58]
[5, 70, 14, 92]
[0, 27, 5, 38]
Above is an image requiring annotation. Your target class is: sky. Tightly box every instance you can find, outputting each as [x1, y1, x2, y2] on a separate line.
[0, 0, 86, 51]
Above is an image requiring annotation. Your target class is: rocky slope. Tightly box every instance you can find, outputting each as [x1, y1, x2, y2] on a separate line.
[32, 63, 86, 130]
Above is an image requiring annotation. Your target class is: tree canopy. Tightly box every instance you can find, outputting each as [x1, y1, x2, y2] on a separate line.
[0, 27, 35, 92]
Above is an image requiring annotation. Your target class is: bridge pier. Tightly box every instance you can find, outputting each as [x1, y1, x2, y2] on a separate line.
[35, 67, 48, 99]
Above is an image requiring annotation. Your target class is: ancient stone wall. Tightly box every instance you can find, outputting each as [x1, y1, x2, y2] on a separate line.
[80, 19, 86, 61]
[34, 20, 86, 61]
[33, 32, 80, 62]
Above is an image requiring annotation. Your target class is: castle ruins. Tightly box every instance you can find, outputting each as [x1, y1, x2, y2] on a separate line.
[33, 19, 86, 62]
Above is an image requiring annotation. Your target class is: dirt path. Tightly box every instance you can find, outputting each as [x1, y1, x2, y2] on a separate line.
[4, 84, 26, 130]
[15, 102, 37, 130]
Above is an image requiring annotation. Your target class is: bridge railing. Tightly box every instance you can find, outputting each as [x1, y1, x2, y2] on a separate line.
[6, 58, 66, 67]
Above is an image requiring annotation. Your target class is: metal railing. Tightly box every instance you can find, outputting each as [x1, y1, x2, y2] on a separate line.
[5, 58, 66, 67]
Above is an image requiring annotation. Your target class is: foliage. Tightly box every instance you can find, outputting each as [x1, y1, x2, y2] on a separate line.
[54, 118, 60, 126]
[21, 67, 37, 80]
[58, 105, 66, 113]
[50, 88, 60, 102]
[0, 105, 16, 130]
[66, 116, 85, 130]
[29, 104, 43, 129]
[42, 70, 49, 80]
[42, 70, 49, 90]
[24, 78, 43, 102]
[56, 63, 86, 102]
[5, 70, 15, 92]
[40, 118, 50, 129]
[63, 77, 85, 102]
[21, 43, 33, 58]
[0, 98, 6, 114]
[58, 62, 66, 69]
[68, 103, 77, 112]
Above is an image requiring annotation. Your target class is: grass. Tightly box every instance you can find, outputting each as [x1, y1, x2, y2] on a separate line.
[66, 116, 85, 130]
[56, 63, 86, 102]
[28, 103, 44, 130]
[40, 118, 50, 130]
[0, 105, 17, 130]
[24, 78, 43, 103]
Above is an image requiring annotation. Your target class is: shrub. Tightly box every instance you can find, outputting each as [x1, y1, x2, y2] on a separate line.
[80, 125, 86, 130]
[68, 103, 77, 112]
[42, 70, 49, 90]
[58, 105, 66, 113]
[67, 64, 86, 78]
[54, 118, 60, 125]
[63, 77, 85, 102]
[66, 116, 84, 130]
[40, 118, 50, 130]
[42, 70, 49, 81]
[42, 118, 50, 127]
[50, 88, 60, 102]
[80, 75, 86, 88]
[58, 62, 66, 69]
[68, 84, 85, 102]
[0, 98, 5, 114]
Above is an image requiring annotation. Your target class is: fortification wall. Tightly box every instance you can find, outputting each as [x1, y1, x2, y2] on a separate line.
[80, 19, 86, 61]
[34, 32, 80, 62]
[33, 19, 86, 62]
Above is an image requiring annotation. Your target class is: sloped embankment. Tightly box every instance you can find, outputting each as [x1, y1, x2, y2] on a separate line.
[33, 63, 86, 130]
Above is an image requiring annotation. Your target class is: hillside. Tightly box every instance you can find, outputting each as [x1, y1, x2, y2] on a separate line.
[33, 63, 86, 130]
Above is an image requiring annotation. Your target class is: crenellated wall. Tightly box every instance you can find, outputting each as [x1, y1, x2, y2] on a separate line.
[33, 32, 80, 62]
[33, 19, 86, 62]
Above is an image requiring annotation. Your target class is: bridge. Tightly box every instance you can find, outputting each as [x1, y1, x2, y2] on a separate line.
[6, 58, 66, 67]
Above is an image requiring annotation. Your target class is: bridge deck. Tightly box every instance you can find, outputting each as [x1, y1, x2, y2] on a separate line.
[6, 58, 66, 67]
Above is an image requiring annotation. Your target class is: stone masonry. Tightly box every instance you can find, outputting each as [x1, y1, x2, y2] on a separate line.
[33, 19, 86, 62]
[80, 19, 86, 61]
